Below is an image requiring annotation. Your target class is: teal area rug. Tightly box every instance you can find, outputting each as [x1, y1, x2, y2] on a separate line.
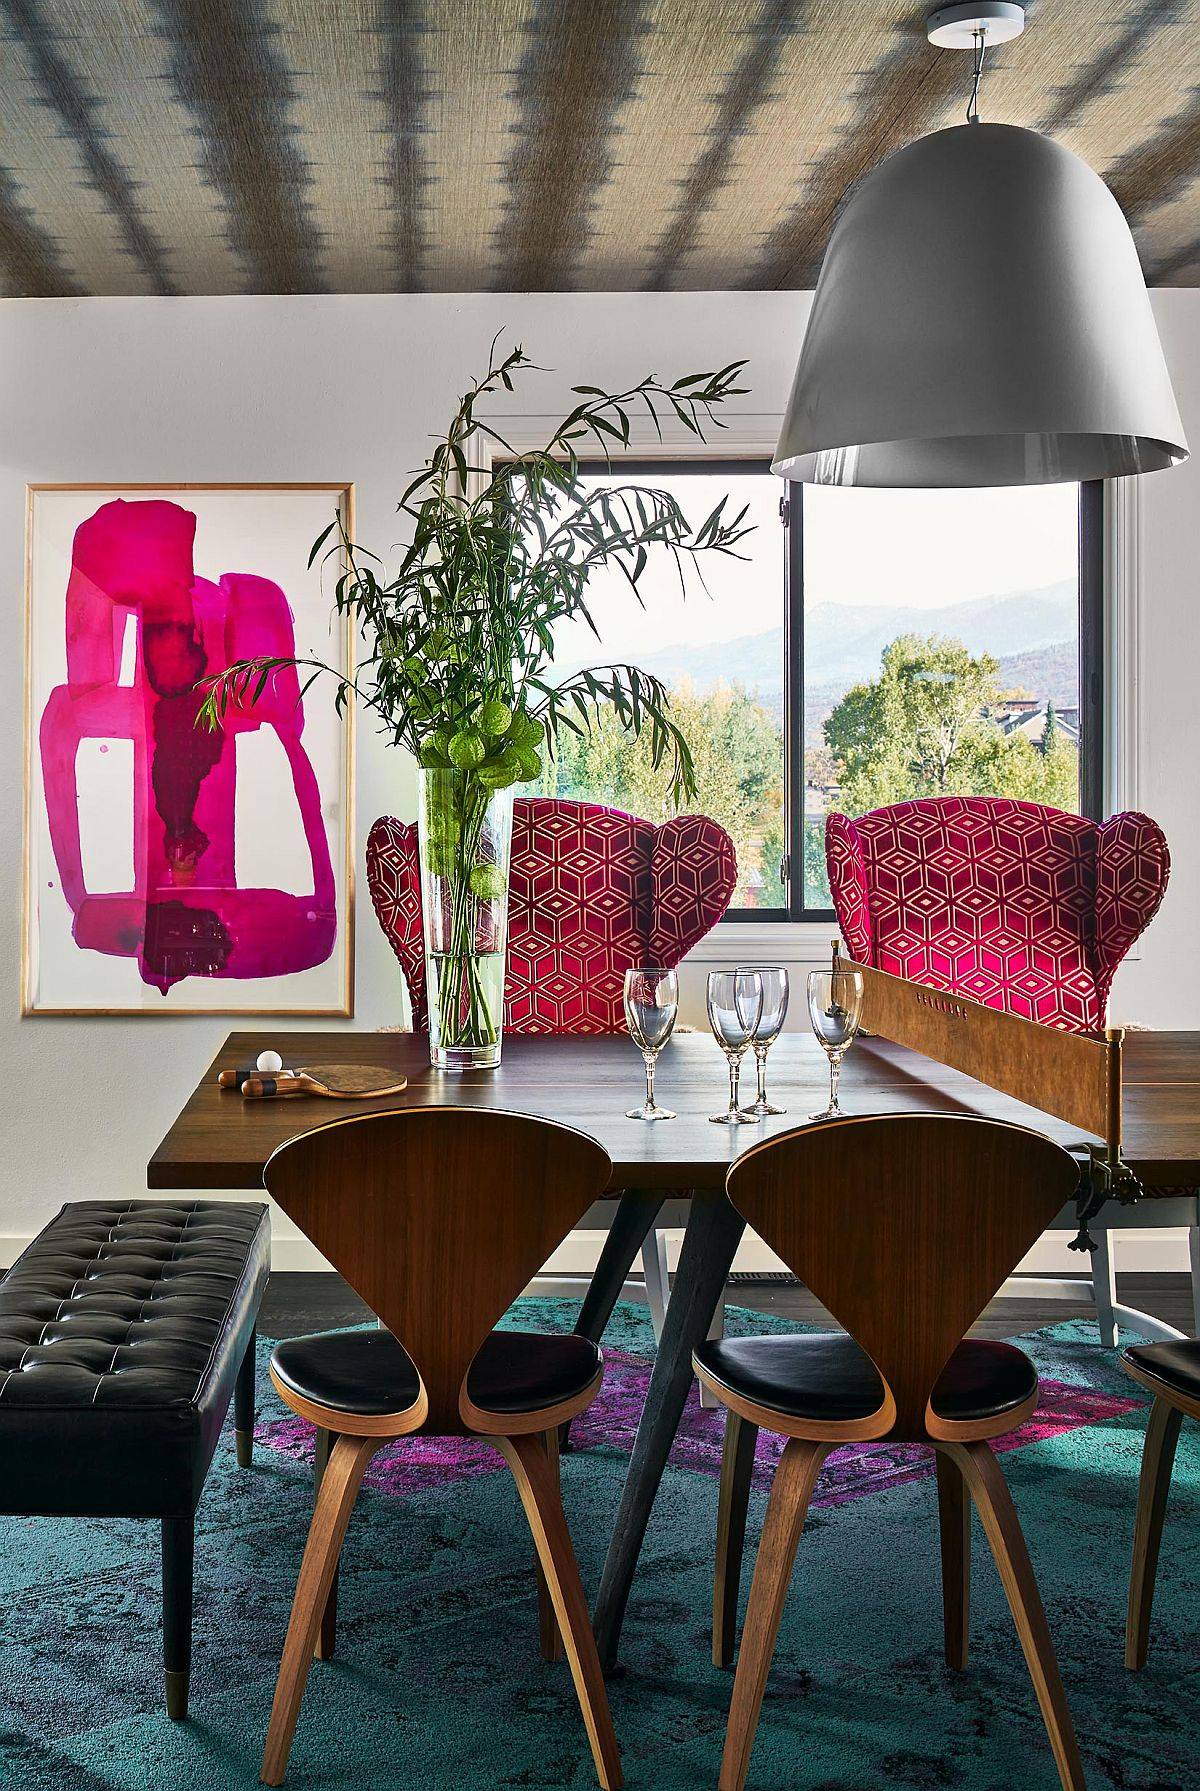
[1, 1300, 1197, 1790]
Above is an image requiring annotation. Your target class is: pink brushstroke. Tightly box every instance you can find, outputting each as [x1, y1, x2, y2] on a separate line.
[255, 1344, 1142, 1508]
[38, 498, 336, 992]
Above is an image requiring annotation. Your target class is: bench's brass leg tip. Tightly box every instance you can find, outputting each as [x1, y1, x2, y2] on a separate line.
[165, 1669, 190, 1720]
[236, 1429, 253, 1468]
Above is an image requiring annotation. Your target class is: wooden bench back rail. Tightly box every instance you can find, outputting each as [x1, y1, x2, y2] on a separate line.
[263, 1107, 612, 1434]
[834, 950, 1121, 1152]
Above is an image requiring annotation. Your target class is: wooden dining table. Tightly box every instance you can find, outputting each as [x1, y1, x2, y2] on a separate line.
[149, 1026, 1200, 1669]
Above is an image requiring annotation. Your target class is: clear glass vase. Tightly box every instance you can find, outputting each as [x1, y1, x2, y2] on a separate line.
[417, 766, 514, 1070]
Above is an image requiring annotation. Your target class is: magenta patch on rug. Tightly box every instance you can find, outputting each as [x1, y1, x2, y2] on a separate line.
[256, 1416, 503, 1494]
[255, 1343, 1142, 1506]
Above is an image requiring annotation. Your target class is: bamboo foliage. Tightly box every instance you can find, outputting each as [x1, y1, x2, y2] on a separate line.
[197, 337, 752, 804]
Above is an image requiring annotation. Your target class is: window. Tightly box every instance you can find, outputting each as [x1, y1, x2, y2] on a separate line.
[539, 460, 787, 913]
[539, 459, 1102, 922]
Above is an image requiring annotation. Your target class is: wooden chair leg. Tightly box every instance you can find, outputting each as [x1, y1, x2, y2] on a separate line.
[537, 1428, 565, 1661]
[1091, 1226, 1118, 1349]
[942, 1441, 1085, 1791]
[312, 1428, 339, 1661]
[699, 1288, 725, 1410]
[1126, 1395, 1184, 1670]
[719, 1438, 828, 1791]
[641, 1228, 670, 1344]
[495, 1433, 622, 1791]
[935, 1448, 970, 1670]
[261, 1434, 378, 1787]
[713, 1410, 758, 1667]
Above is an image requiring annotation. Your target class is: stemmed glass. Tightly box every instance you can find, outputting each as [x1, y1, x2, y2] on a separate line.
[737, 965, 789, 1117]
[807, 969, 864, 1121]
[624, 967, 679, 1121]
[707, 968, 764, 1126]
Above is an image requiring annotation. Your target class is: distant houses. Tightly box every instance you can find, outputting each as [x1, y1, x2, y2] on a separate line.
[802, 692, 1079, 823]
[992, 700, 1081, 744]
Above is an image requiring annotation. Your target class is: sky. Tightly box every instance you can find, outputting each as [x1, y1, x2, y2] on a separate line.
[549, 470, 1079, 667]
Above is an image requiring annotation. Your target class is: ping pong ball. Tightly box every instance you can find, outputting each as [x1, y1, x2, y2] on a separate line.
[257, 1050, 283, 1074]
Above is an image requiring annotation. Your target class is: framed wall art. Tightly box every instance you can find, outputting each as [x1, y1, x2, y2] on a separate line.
[23, 483, 355, 1015]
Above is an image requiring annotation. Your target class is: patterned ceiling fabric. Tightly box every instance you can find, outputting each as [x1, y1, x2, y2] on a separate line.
[0, 0, 1198, 296]
[825, 798, 1171, 1033]
[366, 798, 736, 1033]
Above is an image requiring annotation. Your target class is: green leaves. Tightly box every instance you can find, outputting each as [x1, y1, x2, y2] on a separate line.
[306, 520, 337, 569]
[192, 337, 751, 805]
[823, 631, 1080, 816]
[530, 663, 698, 807]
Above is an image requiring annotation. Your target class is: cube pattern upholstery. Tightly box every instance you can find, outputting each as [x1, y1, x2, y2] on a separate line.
[366, 798, 737, 1034]
[0, 1200, 269, 1516]
[826, 797, 1170, 1033]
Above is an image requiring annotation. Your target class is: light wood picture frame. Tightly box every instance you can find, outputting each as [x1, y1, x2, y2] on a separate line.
[23, 482, 356, 1016]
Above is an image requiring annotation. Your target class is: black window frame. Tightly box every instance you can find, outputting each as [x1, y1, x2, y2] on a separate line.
[559, 459, 1105, 923]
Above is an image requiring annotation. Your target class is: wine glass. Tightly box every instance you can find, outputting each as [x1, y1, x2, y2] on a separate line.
[737, 965, 789, 1117]
[807, 969, 864, 1120]
[624, 967, 679, 1121]
[707, 969, 764, 1126]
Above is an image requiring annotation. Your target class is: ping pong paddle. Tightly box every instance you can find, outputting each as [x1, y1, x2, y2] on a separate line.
[233, 1065, 409, 1101]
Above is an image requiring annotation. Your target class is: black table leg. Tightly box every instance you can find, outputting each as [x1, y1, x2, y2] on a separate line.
[593, 1191, 745, 1670]
[234, 1327, 256, 1467]
[162, 1513, 194, 1719]
[562, 1191, 664, 1450]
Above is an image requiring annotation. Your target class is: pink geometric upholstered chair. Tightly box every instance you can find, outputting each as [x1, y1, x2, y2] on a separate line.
[367, 797, 737, 1370]
[826, 796, 1180, 1344]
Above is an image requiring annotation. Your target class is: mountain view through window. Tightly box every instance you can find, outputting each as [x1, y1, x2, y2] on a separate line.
[540, 466, 1084, 916]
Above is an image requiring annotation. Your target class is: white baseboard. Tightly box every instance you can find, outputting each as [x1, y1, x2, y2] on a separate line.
[546, 1225, 1195, 1278]
[272, 1223, 1197, 1279]
[262, 1234, 336, 1272]
[1, 1224, 1193, 1278]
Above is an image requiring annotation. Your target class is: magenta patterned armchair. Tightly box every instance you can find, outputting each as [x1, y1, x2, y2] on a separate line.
[826, 797, 1170, 1033]
[366, 797, 738, 1383]
[826, 796, 1176, 1346]
[366, 798, 737, 1034]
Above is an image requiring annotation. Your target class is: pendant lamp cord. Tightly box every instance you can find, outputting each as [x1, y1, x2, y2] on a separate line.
[966, 27, 987, 123]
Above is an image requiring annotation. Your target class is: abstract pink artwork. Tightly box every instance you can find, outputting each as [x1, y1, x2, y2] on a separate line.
[24, 486, 353, 1014]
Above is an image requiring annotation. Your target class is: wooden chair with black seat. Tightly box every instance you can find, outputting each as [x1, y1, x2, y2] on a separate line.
[693, 1113, 1087, 1791]
[257, 1107, 621, 1790]
[1121, 1337, 1200, 1672]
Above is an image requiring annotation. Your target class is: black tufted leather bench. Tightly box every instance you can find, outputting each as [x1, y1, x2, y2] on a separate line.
[0, 1199, 269, 1717]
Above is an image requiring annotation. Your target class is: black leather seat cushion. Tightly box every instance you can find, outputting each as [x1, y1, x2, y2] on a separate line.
[694, 1332, 1037, 1427]
[272, 1326, 602, 1421]
[0, 1201, 269, 1517]
[1124, 1339, 1200, 1404]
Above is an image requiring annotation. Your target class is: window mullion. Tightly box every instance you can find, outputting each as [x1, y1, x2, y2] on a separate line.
[785, 482, 809, 921]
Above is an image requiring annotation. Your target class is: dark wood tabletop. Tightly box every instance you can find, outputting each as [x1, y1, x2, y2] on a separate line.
[147, 1028, 1200, 1193]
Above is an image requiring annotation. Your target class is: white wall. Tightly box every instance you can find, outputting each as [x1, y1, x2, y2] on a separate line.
[1108, 292, 1200, 1030]
[0, 291, 1196, 1269]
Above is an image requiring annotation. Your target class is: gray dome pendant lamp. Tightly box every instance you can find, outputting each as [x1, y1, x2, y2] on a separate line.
[773, 2, 1188, 488]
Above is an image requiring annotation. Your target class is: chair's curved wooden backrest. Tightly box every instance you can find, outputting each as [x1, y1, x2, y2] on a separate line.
[264, 1107, 612, 1434]
[725, 1114, 1080, 1440]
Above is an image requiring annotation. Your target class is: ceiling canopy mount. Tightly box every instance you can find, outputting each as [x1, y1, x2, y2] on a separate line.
[926, 3, 1025, 50]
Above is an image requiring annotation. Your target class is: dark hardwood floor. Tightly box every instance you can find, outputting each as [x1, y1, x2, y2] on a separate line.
[259, 1270, 1196, 1341]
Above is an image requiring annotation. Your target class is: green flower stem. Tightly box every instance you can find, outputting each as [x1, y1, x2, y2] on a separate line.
[437, 774, 500, 1050]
